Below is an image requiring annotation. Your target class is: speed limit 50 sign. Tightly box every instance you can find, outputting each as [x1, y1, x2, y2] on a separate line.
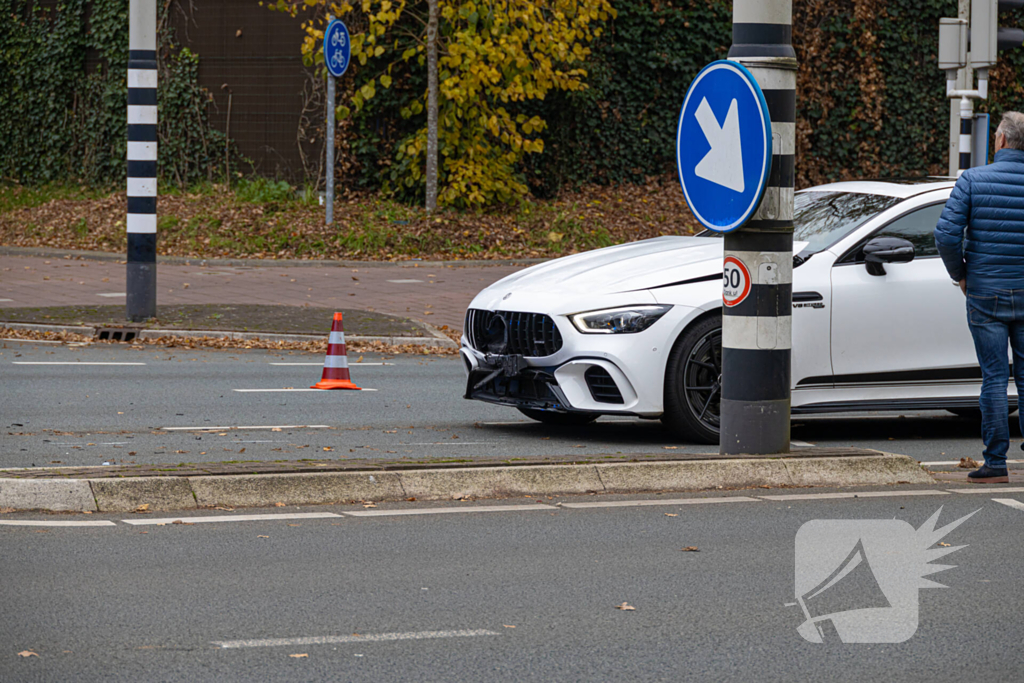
[723, 256, 751, 307]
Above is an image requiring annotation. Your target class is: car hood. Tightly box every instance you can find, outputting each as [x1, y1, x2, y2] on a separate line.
[487, 236, 726, 295]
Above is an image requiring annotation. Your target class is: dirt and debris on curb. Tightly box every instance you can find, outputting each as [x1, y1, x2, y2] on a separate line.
[0, 326, 458, 356]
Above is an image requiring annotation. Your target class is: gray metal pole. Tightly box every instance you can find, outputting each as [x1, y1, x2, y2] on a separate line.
[325, 15, 335, 226]
[721, 0, 796, 455]
[126, 0, 157, 321]
[950, 0, 971, 176]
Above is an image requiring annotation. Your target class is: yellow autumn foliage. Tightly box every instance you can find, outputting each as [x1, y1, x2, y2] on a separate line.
[268, 0, 614, 206]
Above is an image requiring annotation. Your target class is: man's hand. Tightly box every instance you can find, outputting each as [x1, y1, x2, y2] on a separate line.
[959, 279, 967, 295]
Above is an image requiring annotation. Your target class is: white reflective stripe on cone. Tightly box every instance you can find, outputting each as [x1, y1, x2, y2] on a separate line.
[328, 331, 346, 345]
[323, 355, 349, 369]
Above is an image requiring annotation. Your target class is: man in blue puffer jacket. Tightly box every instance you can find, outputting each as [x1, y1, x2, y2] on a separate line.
[935, 111, 1024, 484]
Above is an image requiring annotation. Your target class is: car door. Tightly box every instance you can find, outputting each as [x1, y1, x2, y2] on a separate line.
[828, 200, 980, 399]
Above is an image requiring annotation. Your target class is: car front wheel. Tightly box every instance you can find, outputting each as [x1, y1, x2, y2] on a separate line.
[662, 316, 721, 444]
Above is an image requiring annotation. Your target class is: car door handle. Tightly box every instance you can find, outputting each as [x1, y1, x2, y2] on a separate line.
[793, 291, 823, 302]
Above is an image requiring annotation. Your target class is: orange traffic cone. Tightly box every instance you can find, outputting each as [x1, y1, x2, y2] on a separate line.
[311, 312, 361, 390]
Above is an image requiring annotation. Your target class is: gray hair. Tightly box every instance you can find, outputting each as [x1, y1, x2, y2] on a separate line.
[997, 112, 1024, 151]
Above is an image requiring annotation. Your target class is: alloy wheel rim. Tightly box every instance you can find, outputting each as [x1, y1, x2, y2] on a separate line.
[681, 328, 722, 433]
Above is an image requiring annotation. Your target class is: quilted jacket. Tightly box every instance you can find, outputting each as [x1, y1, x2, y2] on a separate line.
[935, 147, 1024, 290]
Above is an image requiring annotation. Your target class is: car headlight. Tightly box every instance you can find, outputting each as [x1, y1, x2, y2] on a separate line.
[569, 305, 672, 334]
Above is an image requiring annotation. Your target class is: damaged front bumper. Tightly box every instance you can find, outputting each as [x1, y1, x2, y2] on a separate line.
[461, 349, 574, 412]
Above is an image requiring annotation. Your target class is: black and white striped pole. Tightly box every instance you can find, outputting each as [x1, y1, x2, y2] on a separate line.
[126, 0, 157, 321]
[721, 0, 797, 455]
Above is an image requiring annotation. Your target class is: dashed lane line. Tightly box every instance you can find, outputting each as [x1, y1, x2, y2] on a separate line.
[0, 520, 116, 527]
[213, 629, 499, 649]
[121, 512, 342, 526]
[11, 361, 146, 365]
[560, 496, 760, 509]
[345, 504, 557, 517]
[758, 490, 951, 501]
[993, 498, 1024, 512]
[233, 388, 378, 393]
[160, 425, 330, 431]
[269, 362, 392, 366]
[923, 460, 1024, 467]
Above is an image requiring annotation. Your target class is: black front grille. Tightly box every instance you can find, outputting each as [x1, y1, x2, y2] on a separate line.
[466, 309, 563, 357]
[585, 366, 624, 404]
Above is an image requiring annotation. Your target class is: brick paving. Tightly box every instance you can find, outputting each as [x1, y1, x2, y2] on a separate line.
[0, 254, 526, 332]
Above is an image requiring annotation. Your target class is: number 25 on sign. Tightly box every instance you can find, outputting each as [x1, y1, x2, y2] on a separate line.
[723, 256, 751, 307]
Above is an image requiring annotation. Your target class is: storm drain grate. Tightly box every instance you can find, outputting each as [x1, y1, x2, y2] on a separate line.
[95, 328, 139, 342]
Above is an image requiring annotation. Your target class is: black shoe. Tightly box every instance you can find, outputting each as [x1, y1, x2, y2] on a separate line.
[968, 465, 1010, 483]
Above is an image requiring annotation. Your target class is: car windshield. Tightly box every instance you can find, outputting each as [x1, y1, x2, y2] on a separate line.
[698, 191, 902, 255]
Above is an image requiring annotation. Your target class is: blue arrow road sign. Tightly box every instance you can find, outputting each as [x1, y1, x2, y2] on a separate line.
[676, 60, 772, 233]
[324, 18, 351, 78]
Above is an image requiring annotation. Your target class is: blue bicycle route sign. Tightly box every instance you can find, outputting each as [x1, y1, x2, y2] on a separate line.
[324, 18, 351, 78]
[676, 60, 772, 233]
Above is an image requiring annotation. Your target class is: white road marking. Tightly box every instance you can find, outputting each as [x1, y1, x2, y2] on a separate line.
[160, 425, 330, 431]
[12, 361, 146, 365]
[790, 440, 815, 448]
[120, 512, 342, 526]
[992, 498, 1024, 512]
[344, 504, 556, 517]
[386, 279, 425, 284]
[405, 442, 493, 446]
[923, 459, 1024, 467]
[0, 298, 13, 302]
[560, 496, 760, 509]
[233, 388, 377, 392]
[269, 362, 392, 366]
[759, 490, 950, 501]
[212, 629, 499, 649]
[948, 487, 1024, 494]
[48, 442, 130, 446]
[96, 292, 127, 297]
[0, 520, 116, 527]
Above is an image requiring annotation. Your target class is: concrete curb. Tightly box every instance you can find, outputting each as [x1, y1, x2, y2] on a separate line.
[0, 321, 458, 349]
[0, 454, 934, 512]
[0, 245, 547, 269]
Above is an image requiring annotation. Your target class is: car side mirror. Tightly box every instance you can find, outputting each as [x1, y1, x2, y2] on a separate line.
[862, 236, 915, 276]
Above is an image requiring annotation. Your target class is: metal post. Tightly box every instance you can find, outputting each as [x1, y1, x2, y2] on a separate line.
[325, 15, 335, 226]
[950, 0, 972, 176]
[721, 0, 797, 455]
[126, 0, 157, 321]
[959, 97, 974, 174]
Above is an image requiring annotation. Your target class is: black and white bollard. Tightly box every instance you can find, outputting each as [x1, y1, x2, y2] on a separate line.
[127, 0, 157, 322]
[720, 0, 797, 455]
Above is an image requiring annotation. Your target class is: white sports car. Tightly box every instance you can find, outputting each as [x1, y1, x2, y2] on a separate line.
[460, 179, 1001, 443]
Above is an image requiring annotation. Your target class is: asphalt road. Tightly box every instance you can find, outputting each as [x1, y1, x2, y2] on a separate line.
[1, 338, 1017, 469]
[2, 488, 1022, 681]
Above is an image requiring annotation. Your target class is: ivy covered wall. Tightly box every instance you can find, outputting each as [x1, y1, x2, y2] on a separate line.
[0, 0, 225, 187]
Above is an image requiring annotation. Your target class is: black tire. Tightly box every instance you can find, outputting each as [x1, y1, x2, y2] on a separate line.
[662, 315, 721, 444]
[517, 407, 598, 426]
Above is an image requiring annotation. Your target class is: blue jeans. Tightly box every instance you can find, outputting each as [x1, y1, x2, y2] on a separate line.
[966, 288, 1024, 469]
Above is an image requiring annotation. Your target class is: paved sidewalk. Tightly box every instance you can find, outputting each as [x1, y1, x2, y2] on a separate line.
[0, 253, 527, 332]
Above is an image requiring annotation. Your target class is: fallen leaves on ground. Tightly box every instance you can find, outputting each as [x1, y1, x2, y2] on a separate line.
[0, 177, 697, 262]
[958, 457, 981, 469]
[288, 653, 308, 658]
[274, 502, 286, 507]
[664, 513, 678, 517]
[615, 602, 636, 611]
[171, 520, 193, 525]
[17, 651, 39, 658]
[680, 546, 700, 552]
[133, 504, 150, 514]
[257, 535, 269, 538]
